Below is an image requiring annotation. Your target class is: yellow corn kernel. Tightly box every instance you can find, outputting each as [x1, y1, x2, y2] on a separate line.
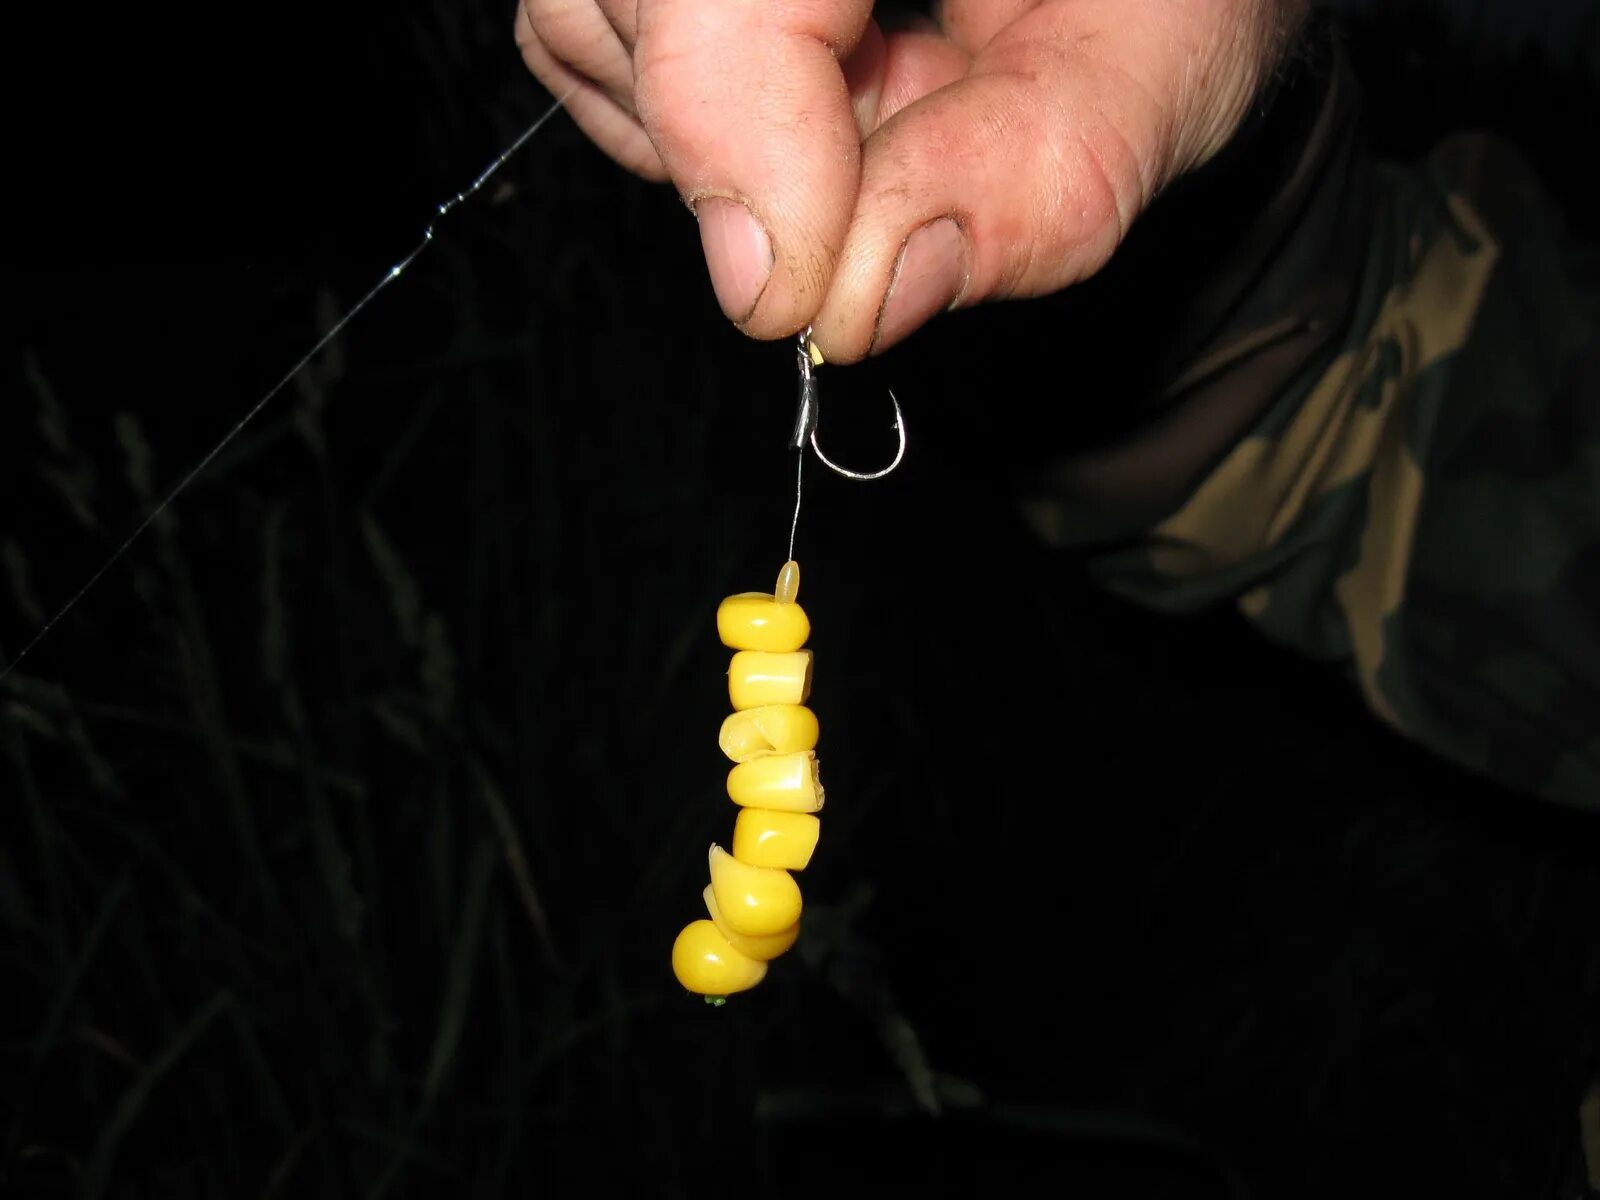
[727, 751, 824, 813]
[702, 885, 799, 961]
[728, 650, 812, 710]
[717, 593, 810, 653]
[708, 844, 802, 936]
[671, 919, 767, 996]
[719, 704, 820, 762]
[733, 808, 820, 871]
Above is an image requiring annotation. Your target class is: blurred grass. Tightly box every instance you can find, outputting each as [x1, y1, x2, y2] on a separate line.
[2, 3, 1598, 1198]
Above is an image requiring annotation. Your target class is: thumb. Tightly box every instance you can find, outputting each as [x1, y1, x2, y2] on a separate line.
[632, 0, 875, 336]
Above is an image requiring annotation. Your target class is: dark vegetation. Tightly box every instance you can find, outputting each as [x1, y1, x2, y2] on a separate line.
[3, 1, 1597, 1196]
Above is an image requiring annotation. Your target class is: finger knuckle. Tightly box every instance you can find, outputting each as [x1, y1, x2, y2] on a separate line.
[522, 0, 603, 59]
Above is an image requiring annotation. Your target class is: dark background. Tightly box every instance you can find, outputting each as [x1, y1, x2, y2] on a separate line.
[3, 2, 1598, 1197]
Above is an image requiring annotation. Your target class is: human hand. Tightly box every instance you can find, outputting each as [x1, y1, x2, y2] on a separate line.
[517, 0, 1307, 361]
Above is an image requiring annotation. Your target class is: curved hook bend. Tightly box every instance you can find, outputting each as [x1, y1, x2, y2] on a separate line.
[810, 391, 905, 480]
[790, 329, 907, 481]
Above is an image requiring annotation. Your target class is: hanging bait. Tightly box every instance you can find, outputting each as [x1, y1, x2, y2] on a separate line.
[671, 332, 906, 1001]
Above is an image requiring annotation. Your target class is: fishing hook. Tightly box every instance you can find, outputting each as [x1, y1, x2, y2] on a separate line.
[788, 328, 906, 481]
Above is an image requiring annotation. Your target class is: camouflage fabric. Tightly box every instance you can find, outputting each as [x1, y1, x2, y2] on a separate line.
[1019, 31, 1600, 808]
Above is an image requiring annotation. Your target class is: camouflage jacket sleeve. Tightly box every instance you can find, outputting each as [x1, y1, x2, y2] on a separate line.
[1016, 24, 1600, 808]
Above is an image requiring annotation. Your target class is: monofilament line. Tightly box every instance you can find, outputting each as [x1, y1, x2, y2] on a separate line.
[787, 447, 806, 563]
[0, 87, 576, 683]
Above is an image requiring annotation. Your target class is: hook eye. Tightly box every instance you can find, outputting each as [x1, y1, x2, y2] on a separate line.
[792, 329, 907, 482]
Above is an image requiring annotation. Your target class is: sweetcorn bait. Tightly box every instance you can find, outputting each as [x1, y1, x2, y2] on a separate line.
[727, 751, 824, 812]
[716, 582, 809, 651]
[727, 650, 812, 710]
[732, 808, 819, 870]
[672, 561, 821, 1001]
[718, 705, 818, 760]
[702, 885, 799, 959]
[706, 844, 801, 936]
[671, 920, 767, 996]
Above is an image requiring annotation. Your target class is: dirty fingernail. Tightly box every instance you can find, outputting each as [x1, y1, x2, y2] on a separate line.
[696, 197, 773, 324]
[874, 218, 965, 354]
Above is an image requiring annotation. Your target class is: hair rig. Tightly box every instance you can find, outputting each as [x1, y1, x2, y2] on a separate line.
[670, 328, 907, 1004]
[784, 327, 906, 559]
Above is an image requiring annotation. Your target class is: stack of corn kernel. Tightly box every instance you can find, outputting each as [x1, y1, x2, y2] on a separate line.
[671, 560, 821, 999]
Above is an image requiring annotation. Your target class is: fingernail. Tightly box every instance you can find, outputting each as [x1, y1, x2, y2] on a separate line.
[696, 197, 773, 324]
[874, 218, 965, 353]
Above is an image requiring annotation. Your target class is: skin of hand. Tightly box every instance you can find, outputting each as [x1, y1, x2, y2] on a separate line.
[516, 0, 1308, 362]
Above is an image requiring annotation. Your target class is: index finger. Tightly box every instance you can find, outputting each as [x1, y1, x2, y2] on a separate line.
[633, 0, 875, 335]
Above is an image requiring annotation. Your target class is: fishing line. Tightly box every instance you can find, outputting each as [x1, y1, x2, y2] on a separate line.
[787, 445, 806, 564]
[0, 87, 576, 683]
